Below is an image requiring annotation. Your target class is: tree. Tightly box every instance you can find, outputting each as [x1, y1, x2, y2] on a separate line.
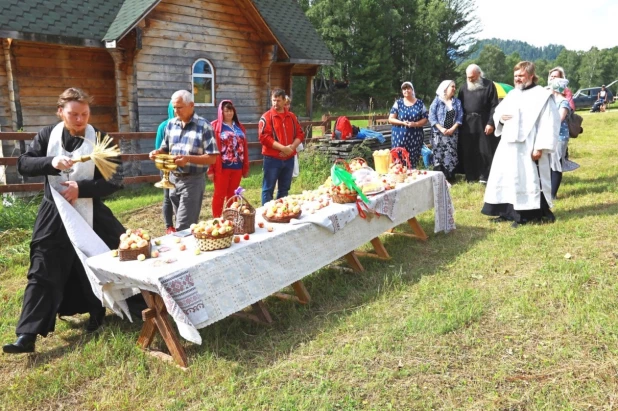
[476, 45, 507, 83]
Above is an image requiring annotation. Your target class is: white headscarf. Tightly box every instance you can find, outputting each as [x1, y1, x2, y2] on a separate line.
[436, 80, 455, 101]
[549, 78, 569, 94]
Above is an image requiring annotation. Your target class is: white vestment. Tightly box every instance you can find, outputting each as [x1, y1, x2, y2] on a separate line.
[484, 85, 559, 210]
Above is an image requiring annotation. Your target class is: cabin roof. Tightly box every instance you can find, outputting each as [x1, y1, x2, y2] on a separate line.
[0, 0, 126, 46]
[0, 0, 333, 64]
[251, 0, 334, 64]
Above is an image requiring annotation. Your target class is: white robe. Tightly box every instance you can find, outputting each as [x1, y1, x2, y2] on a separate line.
[484, 85, 559, 210]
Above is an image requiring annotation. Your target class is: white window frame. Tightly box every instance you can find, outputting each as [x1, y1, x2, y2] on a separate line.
[192, 58, 215, 107]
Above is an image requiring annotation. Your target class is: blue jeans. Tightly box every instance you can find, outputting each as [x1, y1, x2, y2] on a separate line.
[261, 155, 295, 205]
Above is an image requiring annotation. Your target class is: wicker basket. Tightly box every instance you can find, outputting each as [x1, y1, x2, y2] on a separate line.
[119, 242, 151, 261]
[331, 191, 358, 204]
[333, 158, 351, 172]
[193, 230, 234, 251]
[262, 210, 302, 224]
[222, 195, 256, 234]
[349, 157, 368, 170]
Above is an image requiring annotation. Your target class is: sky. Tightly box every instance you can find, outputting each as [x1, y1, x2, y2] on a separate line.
[473, 0, 618, 51]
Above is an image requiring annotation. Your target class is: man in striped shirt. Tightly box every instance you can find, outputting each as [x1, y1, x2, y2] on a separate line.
[149, 90, 219, 230]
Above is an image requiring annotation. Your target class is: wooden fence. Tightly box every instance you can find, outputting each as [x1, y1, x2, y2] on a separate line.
[0, 114, 388, 194]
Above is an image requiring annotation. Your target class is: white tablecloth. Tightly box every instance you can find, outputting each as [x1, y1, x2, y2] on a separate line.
[86, 172, 455, 344]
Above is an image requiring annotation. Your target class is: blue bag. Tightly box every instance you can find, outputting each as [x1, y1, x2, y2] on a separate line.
[356, 128, 385, 143]
[421, 145, 433, 168]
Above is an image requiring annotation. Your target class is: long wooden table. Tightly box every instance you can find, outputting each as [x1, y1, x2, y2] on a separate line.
[87, 172, 454, 367]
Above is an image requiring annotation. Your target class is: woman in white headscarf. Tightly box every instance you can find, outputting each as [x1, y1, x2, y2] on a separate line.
[548, 77, 572, 198]
[428, 80, 463, 180]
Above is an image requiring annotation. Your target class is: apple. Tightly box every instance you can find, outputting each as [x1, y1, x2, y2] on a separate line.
[151, 250, 159, 258]
[194, 248, 201, 255]
[179, 244, 186, 251]
[258, 222, 265, 228]
[111, 249, 119, 257]
[267, 226, 274, 232]
[130, 243, 138, 250]
[154, 239, 162, 246]
[174, 237, 181, 243]
[243, 234, 250, 240]
[234, 236, 241, 243]
[137, 254, 146, 261]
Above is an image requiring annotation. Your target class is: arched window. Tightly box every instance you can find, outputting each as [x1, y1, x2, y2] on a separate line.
[192, 59, 215, 106]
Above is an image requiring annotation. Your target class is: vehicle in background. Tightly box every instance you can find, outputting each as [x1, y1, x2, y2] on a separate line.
[572, 87, 614, 110]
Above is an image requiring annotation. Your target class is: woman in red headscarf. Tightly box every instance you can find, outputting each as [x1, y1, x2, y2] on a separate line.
[208, 100, 250, 217]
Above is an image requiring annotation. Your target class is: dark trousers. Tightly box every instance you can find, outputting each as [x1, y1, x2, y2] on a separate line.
[551, 170, 563, 199]
[261, 155, 294, 205]
[16, 242, 100, 337]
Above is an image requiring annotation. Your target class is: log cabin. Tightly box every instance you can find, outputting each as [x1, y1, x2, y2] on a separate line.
[0, 0, 333, 180]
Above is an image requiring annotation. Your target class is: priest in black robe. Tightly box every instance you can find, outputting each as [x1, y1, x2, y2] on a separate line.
[457, 64, 500, 183]
[3, 88, 125, 354]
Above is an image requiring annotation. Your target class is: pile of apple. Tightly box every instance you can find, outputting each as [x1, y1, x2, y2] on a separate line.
[264, 198, 302, 219]
[228, 201, 253, 215]
[349, 158, 367, 172]
[389, 162, 408, 175]
[328, 183, 356, 197]
[118, 228, 150, 250]
[381, 177, 396, 190]
[191, 219, 234, 237]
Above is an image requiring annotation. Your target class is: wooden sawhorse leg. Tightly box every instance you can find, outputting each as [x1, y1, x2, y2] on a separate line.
[384, 217, 428, 241]
[273, 280, 311, 305]
[344, 251, 365, 272]
[354, 237, 391, 261]
[137, 290, 188, 368]
[232, 301, 273, 324]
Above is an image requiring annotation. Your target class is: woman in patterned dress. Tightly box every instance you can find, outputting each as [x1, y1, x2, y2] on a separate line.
[429, 80, 463, 180]
[208, 100, 249, 217]
[388, 81, 429, 168]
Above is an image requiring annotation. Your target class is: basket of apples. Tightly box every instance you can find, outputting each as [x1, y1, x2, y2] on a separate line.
[329, 183, 358, 204]
[349, 157, 368, 172]
[222, 195, 255, 234]
[192, 219, 236, 251]
[263, 198, 302, 223]
[118, 228, 151, 261]
[389, 147, 410, 183]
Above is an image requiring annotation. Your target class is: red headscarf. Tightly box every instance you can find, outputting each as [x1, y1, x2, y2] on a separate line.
[209, 100, 250, 178]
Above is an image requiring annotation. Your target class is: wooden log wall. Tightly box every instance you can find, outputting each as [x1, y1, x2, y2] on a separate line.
[270, 63, 292, 95]
[0, 41, 12, 132]
[136, 0, 272, 132]
[9, 41, 118, 132]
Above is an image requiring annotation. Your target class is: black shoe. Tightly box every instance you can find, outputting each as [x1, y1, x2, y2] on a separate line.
[3, 334, 36, 354]
[490, 216, 508, 223]
[86, 308, 106, 333]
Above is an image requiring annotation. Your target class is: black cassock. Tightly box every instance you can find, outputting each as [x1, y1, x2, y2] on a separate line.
[15, 125, 125, 337]
[457, 78, 499, 182]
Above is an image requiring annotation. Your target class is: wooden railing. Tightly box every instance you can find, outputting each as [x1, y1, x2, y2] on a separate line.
[0, 114, 388, 194]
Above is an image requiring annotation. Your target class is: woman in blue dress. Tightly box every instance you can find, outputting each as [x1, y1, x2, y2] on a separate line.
[388, 81, 429, 168]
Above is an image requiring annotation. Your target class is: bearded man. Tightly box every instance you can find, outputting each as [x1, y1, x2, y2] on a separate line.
[457, 64, 500, 183]
[481, 61, 560, 227]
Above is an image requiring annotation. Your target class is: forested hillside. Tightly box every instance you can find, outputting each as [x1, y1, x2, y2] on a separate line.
[468, 39, 565, 61]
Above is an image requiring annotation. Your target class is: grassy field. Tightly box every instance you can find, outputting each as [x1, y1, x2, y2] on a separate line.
[1, 111, 617, 410]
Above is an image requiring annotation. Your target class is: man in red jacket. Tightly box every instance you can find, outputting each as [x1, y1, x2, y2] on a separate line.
[259, 89, 305, 204]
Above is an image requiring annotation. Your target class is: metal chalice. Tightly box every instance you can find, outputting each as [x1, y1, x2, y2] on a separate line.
[153, 153, 177, 189]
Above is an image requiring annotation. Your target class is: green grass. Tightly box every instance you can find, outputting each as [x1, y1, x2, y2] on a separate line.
[1, 111, 618, 409]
